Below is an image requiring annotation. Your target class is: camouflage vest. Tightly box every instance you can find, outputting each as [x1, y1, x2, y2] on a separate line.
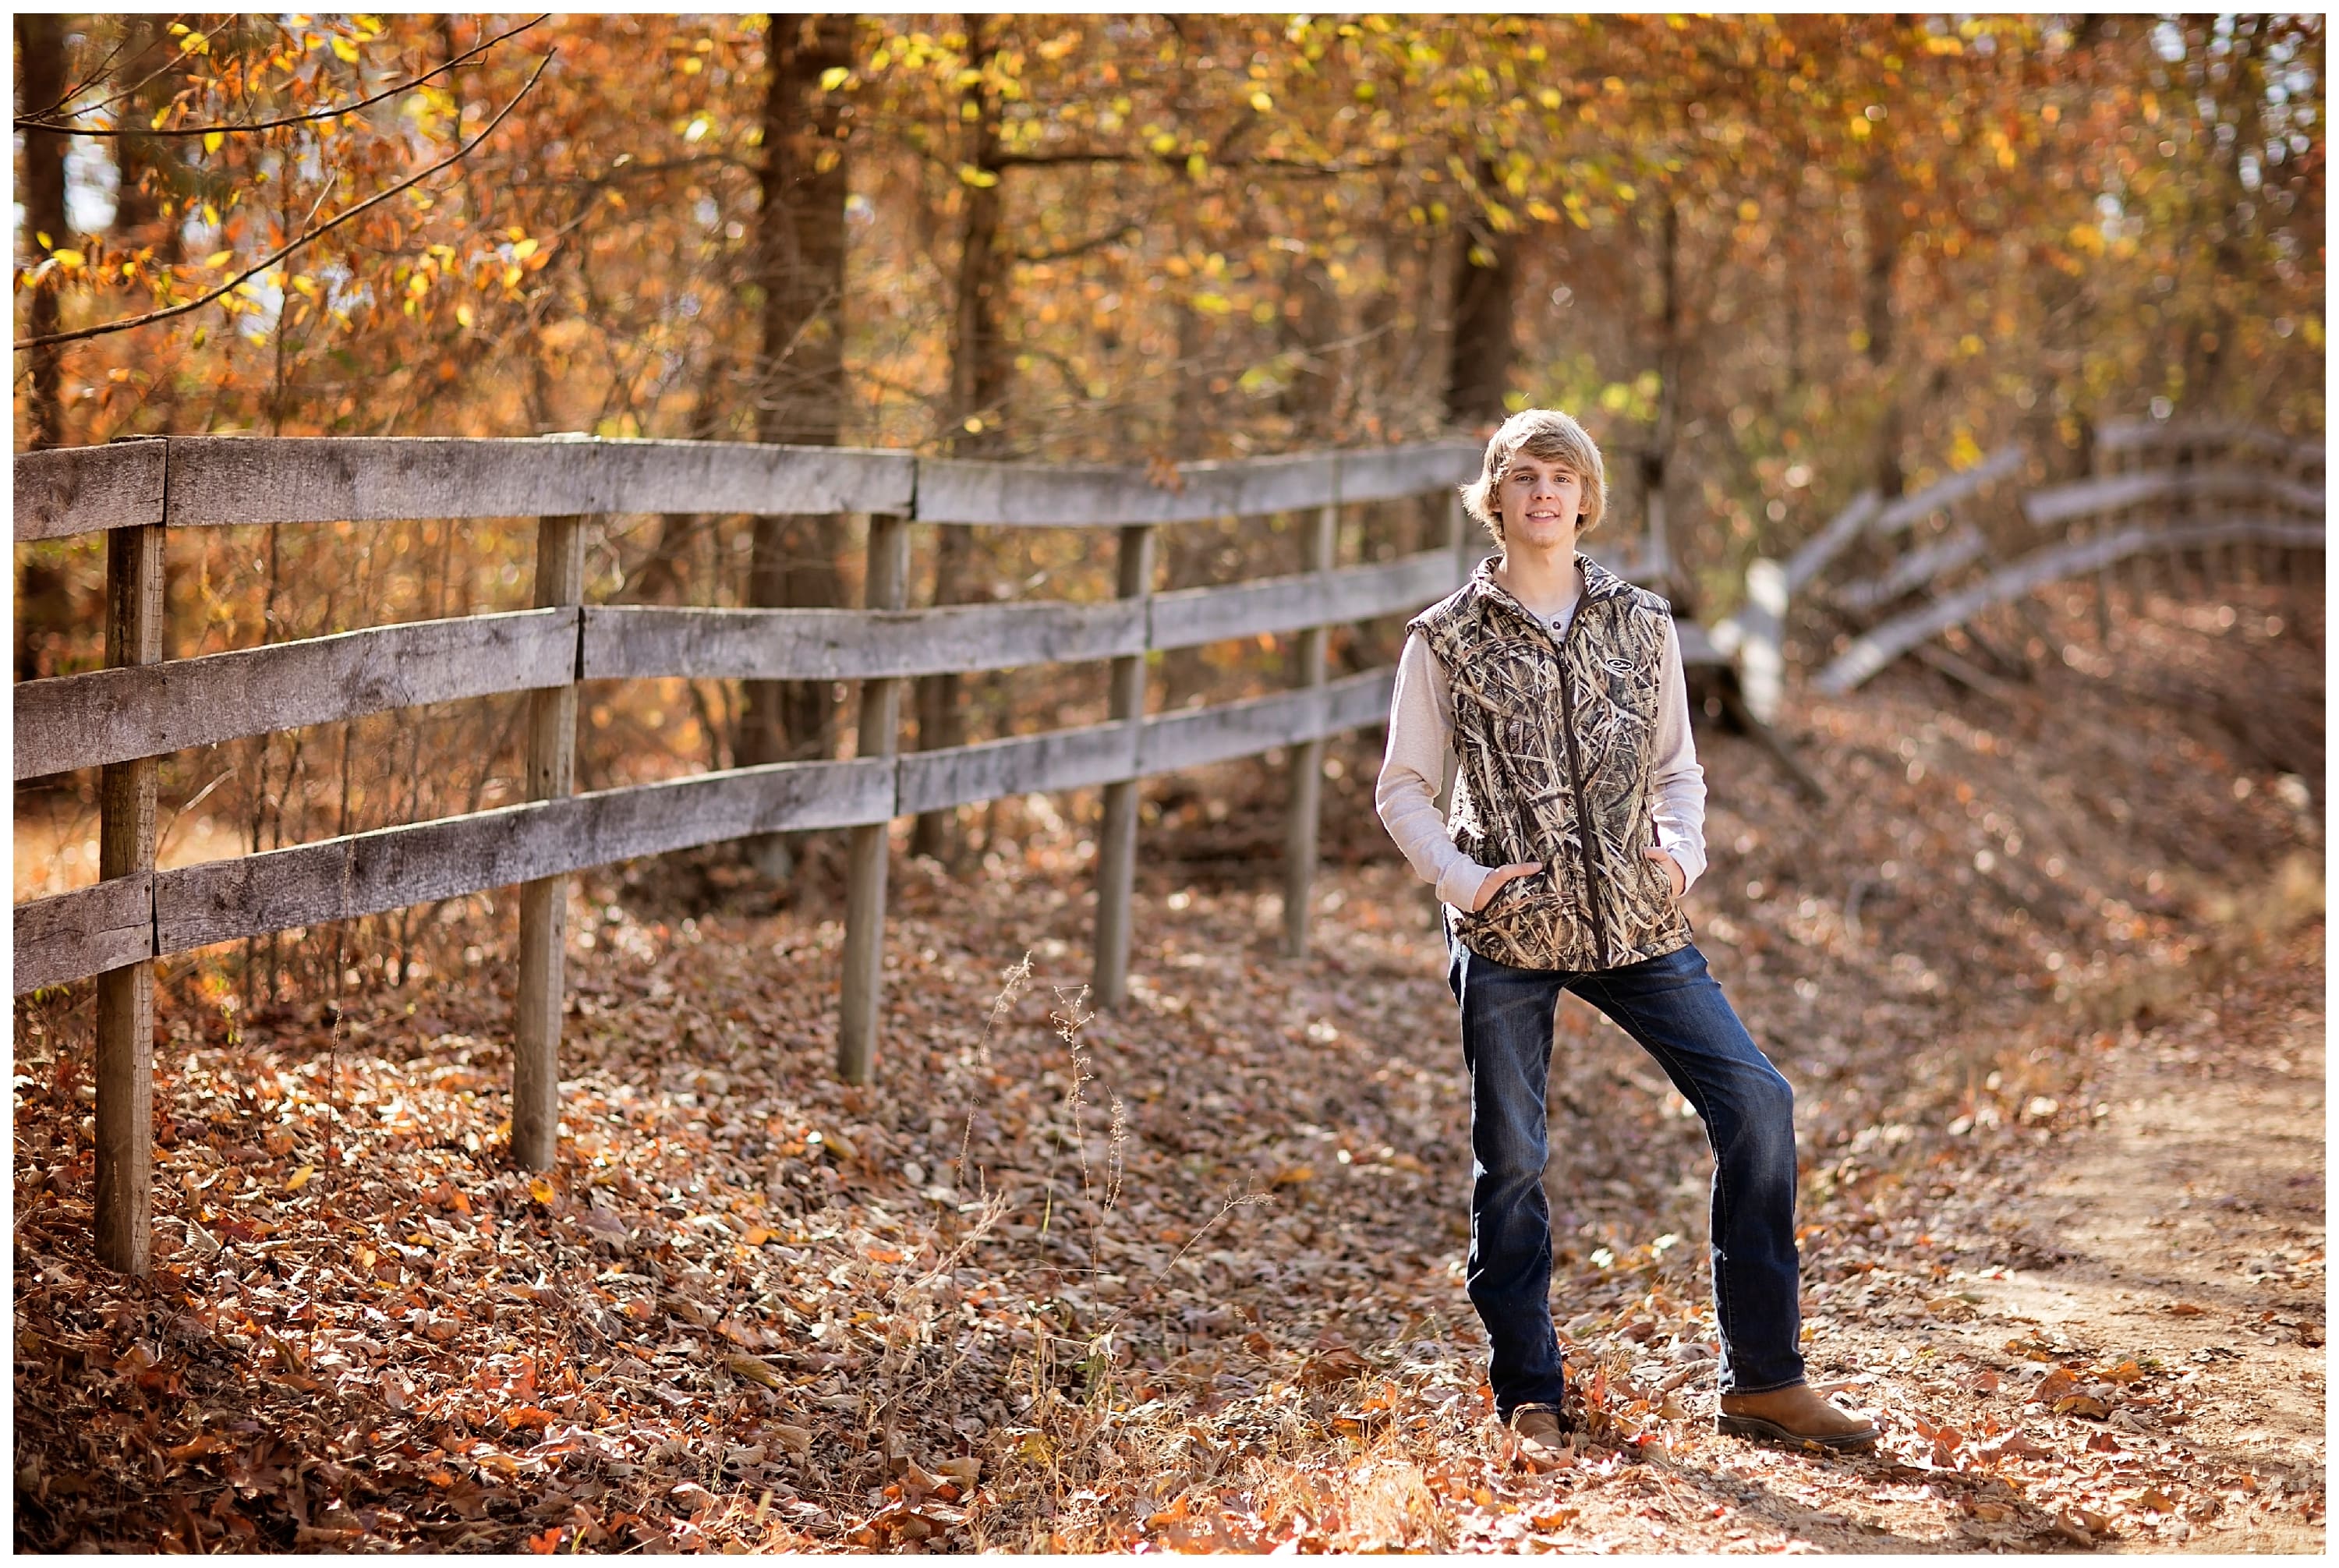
[1408, 552, 1694, 972]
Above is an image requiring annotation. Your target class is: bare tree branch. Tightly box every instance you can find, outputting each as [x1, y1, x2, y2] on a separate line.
[18, 16, 548, 136]
[1016, 223, 1141, 265]
[13, 48, 557, 352]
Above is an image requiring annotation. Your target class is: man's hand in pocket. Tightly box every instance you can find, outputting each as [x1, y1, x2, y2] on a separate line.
[1644, 847, 1686, 899]
[1469, 862, 1545, 913]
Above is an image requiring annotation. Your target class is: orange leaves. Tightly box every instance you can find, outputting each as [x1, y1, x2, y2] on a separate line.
[2031, 1366, 2079, 1404]
[425, 1178, 473, 1216]
[1299, 1336, 1371, 1387]
[165, 1433, 232, 1461]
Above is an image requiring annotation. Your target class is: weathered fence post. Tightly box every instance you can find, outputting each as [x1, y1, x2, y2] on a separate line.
[1283, 466, 1341, 957]
[95, 508, 165, 1274]
[1092, 522, 1156, 1011]
[837, 512, 911, 1082]
[1737, 557, 1789, 727]
[513, 513, 585, 1172]
[2105, 423, 2124, 646]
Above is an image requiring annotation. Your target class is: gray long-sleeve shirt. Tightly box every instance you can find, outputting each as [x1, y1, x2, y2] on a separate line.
[1374, 593, 1709, 915]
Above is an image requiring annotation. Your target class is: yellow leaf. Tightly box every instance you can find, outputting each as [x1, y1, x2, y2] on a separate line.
[511, 238, 539, 261]
[204, 250, 233, 268]
[957, 164, 1000, 188]
[204, 130, 225, 155]
[285, 1163, 313, 1192]
[52, 250, 85, 271]
[331, 36, 360, 64]
[819, 65, 851, 91]
[529, 1176, 556, 1204]
[455, 303, 475, 329]
[724, 1352, 786, 1389]
[151, 106, 172, 130]
[34, 231, 51, 250]
[1248, 90, 1273, 112]
[741, 1226, 773, 1247]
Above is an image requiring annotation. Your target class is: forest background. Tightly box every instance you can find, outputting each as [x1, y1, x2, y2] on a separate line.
[12, 11, 2326, 990]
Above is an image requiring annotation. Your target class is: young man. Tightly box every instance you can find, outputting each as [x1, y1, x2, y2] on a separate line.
[1375, 409, 1877, 1466]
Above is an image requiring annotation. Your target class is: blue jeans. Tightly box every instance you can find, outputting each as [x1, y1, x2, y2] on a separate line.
[1446, 934, 1806, 1418]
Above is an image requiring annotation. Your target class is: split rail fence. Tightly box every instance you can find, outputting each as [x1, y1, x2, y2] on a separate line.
[13, 432, 1481, 1272]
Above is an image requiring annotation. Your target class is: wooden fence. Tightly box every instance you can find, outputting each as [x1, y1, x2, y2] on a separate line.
[1708, 423, 2324, 706]
[13, 432, 1481, 1272]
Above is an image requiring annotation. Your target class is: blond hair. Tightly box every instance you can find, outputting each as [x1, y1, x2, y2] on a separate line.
[1458, 408, 1608, 545]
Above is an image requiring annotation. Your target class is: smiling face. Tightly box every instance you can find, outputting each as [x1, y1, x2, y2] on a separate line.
[1495, 453, 1584, 554]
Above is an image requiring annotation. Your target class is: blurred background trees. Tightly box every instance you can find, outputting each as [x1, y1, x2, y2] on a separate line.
[12, 13, 2324, 989]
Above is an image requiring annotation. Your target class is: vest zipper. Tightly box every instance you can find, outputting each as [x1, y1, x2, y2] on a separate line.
[1541, 571, 1610, 966]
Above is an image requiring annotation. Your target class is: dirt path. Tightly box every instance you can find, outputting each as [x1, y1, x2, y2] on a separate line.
[1954, 914, 2327, 1552]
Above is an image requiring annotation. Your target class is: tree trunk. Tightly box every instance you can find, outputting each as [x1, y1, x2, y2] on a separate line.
[1444, 162, 1519, 430]
[911, 17, 1010, 865]
[17, 12, 72, 448]
[1638, 191, 1693, 608]
[111, 16, 186, 263]
[1859, 152, 1908, 501]
[740, 13, 854, 878]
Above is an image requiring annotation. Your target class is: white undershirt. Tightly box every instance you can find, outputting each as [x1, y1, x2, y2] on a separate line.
[1374, 593, 1709, 914]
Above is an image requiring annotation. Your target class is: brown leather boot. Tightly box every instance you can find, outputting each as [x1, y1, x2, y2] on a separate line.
[1506, 1403, 1575, 1471]
[1716, 1383, 1878, 1449]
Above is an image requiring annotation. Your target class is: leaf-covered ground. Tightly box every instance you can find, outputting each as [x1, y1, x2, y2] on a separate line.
[13, 583, 2324, 1552]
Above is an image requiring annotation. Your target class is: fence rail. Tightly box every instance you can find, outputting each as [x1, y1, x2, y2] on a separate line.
[1814, 515, 2325, 694]
[16, 434, 1479, 540]
[14, 431, 1484, 1273]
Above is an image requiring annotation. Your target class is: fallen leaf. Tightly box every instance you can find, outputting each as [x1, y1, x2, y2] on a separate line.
[1300, 1343, 1370, 1386]
[528, 1176, 557, 1205]
[770, 1424, 812, 1456]
[165, 1434, 230, 1461]
[2165, 1301, 2206, 1317]
[2051, 1513, 2093, 1548]
[1976, 1430, 2052, 1462]
[285, 1164, 314, 1193]
[724, 1352, 786, 1390]
[2030, 1368, 2079, 1403]
[2131, 1487, 2178, 1513]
